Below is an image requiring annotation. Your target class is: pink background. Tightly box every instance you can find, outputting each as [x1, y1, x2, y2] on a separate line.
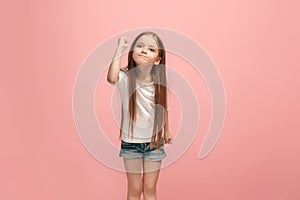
[1, 0, 300, 199]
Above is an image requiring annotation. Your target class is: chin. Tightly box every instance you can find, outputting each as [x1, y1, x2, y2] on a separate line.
[137, 63, 153, 67]
[134, 60, 150, 66]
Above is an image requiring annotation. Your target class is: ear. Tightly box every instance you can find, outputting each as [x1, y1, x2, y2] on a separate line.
[154, 57, 161, 65]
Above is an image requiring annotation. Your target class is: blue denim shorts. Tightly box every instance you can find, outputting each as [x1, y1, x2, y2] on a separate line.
[119, 139, 166, 161]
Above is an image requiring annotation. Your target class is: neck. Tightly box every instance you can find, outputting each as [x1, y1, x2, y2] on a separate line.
[136, 64, 153, 82]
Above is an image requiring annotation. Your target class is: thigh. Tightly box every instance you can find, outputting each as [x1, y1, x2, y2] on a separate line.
[123, 157, 143, 174]
[143, 159, 162, 173]
[123, 158, 143, 191]
[143, 160, 162, 185]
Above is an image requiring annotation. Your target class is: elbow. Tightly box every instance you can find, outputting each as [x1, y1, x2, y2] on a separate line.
[107, 76, 118, 84]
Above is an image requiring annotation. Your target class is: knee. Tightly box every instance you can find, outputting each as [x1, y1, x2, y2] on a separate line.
[128, 182, 142, 197]
[143, 181, 156, 195]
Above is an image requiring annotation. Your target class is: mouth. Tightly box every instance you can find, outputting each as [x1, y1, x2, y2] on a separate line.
[138, 54, 147, 59]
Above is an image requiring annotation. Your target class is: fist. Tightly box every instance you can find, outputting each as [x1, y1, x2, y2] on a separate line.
[117, 37, 130, 50]
[164, 130, 173, 144]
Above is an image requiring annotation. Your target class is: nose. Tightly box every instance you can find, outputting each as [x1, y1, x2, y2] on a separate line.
[141, 47, 147, 54]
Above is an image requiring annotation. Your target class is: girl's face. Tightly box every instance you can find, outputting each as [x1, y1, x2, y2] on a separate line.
[132, 35, 161, 66]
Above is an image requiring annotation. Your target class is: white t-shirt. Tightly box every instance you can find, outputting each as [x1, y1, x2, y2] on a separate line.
[111, 68, 164, 143]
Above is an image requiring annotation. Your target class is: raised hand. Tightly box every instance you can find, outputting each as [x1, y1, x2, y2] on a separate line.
[117, 36, 130, 51]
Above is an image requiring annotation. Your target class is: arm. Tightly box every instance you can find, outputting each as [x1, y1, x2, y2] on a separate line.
[107, 37, 129, 84]
[164, 89, 173, 143]
[164, 108, 173, 144]
[164, 106, 170, 132]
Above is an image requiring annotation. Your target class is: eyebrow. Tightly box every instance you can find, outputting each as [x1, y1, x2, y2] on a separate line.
[136, 41, 158, 49]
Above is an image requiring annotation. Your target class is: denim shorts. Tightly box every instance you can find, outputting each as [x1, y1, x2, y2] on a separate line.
[119, 139, 166, 161]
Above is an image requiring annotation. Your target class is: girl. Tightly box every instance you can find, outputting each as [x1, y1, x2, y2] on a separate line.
[107, 31, 173, 200]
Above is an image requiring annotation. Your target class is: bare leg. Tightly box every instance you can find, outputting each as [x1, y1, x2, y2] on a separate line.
[142, 160, 162, 200]
[123, 158, 143, 200]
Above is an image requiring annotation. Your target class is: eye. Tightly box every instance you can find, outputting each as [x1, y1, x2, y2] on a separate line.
[150, 48, 155, 52]
[136, 44, 142, 48]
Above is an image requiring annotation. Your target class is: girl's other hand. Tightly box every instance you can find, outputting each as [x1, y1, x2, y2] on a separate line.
[117, 37, 130, 51]
[164, 130, 173, 144]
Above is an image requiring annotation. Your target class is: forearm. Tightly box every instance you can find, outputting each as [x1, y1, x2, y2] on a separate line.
[164, 109, 170, 134]
[107, 47, 124, 83]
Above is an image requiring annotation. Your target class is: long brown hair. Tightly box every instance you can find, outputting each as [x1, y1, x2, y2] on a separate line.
[120, 31, 168, 150]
